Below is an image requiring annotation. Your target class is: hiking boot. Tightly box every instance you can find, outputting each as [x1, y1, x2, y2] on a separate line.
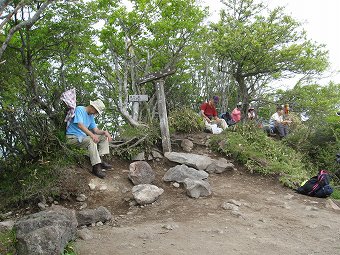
[101, 161, 112, 170]
[92, 163, 106, 179]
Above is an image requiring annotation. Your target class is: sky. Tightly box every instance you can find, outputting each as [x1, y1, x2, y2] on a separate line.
[202, 0, 340, 88]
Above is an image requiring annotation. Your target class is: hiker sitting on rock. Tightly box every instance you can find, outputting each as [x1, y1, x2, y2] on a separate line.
[66, 99, 112, 178]
[200, 96, 228, 132]
[269, 105, 291, 138]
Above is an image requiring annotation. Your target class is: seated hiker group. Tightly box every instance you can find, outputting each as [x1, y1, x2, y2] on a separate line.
[200, 96, 292, 139]
[61, 90, 293, 179]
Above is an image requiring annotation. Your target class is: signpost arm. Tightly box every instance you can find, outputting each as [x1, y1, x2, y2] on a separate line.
[154, 79, 171, 153]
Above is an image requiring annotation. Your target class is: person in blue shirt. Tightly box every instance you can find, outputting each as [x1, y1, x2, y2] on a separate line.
[66, 99, 112, 178]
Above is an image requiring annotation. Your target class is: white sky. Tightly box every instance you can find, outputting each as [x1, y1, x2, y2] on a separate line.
[203, 0, 340, 88]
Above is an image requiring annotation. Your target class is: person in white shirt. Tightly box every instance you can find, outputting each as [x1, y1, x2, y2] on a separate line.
[269, 106, 291, 138]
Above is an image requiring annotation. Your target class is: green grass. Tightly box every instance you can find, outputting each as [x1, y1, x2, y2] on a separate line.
[331, 188, 340, 200]
[0, 147, 85, 212]
[0, 229, 16, 255]
[62, 242, 78, 255]
[209, 123, 311, 188]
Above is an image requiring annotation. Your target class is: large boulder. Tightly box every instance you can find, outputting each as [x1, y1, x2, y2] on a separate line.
[132, 184, 164, 205]
[163, 164, 209, 183]
[76, 206, 112, 227]
[181, 139, 194, 152]
[14, 205, 77, 255]
[183, 178, 212, 198]
[128, 161, 155, 185]
[164, 152, 212, 170]
[205, 158, 235, 174]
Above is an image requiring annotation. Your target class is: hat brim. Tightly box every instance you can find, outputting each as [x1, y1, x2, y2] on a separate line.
[90, 101, 103, 115]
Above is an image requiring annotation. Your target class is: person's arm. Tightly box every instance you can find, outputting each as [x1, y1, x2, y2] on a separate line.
[213, 116, 222, 122]
[282, 119, 292, 125]
[77, 123, 100, 143]
[201, 110, 211, 123]
[93, 127, 112, 142]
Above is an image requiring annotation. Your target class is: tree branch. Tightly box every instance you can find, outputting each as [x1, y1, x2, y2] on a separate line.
[0, 0, 54, 59]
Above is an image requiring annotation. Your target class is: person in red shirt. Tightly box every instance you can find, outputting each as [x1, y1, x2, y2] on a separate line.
[200, 96, 227, 131]
[231, 102, 242, 123]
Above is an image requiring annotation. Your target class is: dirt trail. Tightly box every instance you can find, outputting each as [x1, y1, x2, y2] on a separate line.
[72, 133, 340, 255]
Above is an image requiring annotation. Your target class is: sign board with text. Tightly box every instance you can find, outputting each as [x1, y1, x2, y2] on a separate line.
[128, 94, 149, 102]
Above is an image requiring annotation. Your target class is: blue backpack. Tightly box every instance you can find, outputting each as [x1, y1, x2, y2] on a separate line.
[297, 170, 333, 198]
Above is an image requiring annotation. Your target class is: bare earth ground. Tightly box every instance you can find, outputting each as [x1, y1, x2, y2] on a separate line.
[61, 132, 340, 255]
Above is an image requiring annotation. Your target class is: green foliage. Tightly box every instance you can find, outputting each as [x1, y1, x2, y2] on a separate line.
[62, 242, 77, 255]
[209, 123, 310, 188]
[211, 0, 329, 109]
[284, 116, 340, 175]
[111, 123, 161, 160]
[0, 229, 16, 255]
[331, 188, 340, 200]
[277, 83, 340, 125]
[168, 108, 205, 134]
[0, 147, 83, 212]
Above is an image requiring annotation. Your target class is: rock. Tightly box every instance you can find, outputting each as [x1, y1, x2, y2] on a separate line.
[172, 182, 180, 188]
[37, 202, 47, 210]
[77, 228, 93, 240]
[162, 223, 179, 230]
[164, 152, 212, 170]
[128, 161, 155, 185]
[183, 178, 212, 198]
[181, 139, 194, 152]
[132, 152, 145, 161]
[151, 150, 163, 159]
[76, 206, 112, 227]
[132, 184, 164, 205]
[14, 205, 77, 255]
[205, 158, 235, 174]
[163, 164, 209, 183]
[0, 220, 15, 233]
[227, 199, 242, 207]
[99, 185, 107, 191]
[76, 194, 87, 202]
[221, 202, 239, 211]
[88, 183, 96, 190]
[79, 203, 88, 210]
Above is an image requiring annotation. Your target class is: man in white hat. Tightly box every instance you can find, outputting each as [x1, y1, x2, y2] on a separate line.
[66, 99, 112, 178]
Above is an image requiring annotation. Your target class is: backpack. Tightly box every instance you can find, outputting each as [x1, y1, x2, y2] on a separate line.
[296, 170, 333, 198]
[220, 112, 236, 126]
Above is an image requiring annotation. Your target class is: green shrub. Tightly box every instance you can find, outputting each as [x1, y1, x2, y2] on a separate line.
[284, 119, 340, 177]
[111, 123, 161, 160]
[168, 108, 205, 134]
[209, 123, 310, 188]
[0, 147, 83, 212]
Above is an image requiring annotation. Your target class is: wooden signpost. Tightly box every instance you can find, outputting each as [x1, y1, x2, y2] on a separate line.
[137, 67, 176, 153]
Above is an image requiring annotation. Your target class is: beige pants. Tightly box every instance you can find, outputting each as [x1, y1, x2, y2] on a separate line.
[67, 135, 110, 166]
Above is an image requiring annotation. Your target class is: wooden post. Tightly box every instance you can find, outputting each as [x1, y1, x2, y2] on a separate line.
[154, 79, 171, 153]
[137, 68, 175, 154]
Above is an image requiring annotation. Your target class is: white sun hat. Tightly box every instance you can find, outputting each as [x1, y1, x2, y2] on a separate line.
[90, 99, 105, 115]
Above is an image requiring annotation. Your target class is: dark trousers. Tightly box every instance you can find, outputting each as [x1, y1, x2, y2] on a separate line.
[274, 123, 288, 138]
